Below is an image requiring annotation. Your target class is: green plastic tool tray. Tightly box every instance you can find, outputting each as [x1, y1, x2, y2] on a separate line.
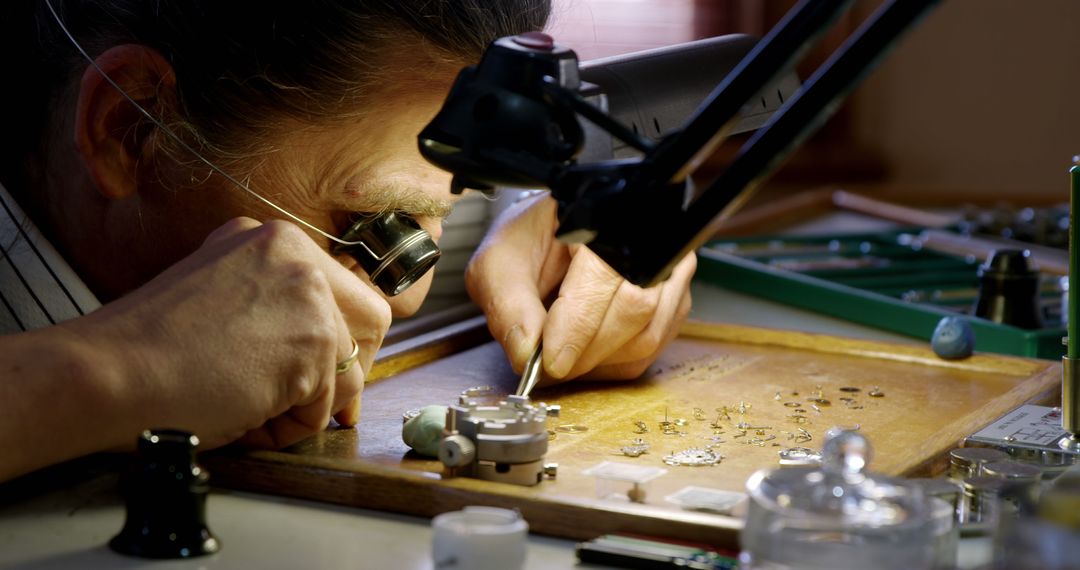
[697, 230, 1066, 359]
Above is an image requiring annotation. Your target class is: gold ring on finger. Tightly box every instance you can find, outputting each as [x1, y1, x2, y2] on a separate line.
[336, 337, 360, 374]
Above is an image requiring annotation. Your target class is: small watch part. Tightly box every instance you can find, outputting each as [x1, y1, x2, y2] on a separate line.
[868, 387, 885, 398]
[632, 420, 649, 434]
[746, 435, 777, 447]
[620, 438, 651, 457]
[778, 446, 823, 465]
[783, 402, 801, 408]
[663, 447, 724, 467]
[555, 424, 589, 434]
[458, 385, 498, 406]
[839, 386, 861, 393]
[460, 385, 493, 397]
[692, 408, 707, 421]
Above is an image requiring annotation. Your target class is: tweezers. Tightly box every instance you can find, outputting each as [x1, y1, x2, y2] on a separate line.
[515, 342, 543, 399]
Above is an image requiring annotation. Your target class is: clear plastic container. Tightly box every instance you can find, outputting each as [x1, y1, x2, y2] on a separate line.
[740, 429, 936, 570]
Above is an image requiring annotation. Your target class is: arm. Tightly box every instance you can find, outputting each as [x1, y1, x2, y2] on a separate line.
[0, 217, 390, 483]
[0, 323, 135, 482]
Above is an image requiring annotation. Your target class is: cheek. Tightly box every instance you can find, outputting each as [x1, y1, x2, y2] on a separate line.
[387, 267, 435, 317]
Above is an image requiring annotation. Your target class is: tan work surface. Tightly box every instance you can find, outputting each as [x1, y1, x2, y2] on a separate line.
[205, 322, 1059, 547]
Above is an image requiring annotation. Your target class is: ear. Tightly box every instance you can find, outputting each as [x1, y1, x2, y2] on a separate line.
[73, 45, 176, 200]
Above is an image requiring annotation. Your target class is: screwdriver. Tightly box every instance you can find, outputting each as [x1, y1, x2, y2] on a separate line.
[514, 342, 543, 399]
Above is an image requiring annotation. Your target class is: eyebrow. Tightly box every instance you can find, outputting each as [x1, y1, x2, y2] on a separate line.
[344, 179, 454, 218]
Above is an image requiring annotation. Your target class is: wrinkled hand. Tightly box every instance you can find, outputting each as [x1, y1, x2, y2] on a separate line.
[466, 195, 695, 382]
[71, 217, 390, 450]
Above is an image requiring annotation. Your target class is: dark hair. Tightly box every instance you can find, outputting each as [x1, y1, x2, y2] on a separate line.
[4, 0, 550, 177]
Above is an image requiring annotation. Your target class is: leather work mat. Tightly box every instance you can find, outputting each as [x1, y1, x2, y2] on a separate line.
[203, 321, 1060, 548]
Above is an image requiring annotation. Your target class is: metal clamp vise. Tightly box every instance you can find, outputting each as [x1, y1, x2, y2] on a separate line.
[438, 394, 559, 486]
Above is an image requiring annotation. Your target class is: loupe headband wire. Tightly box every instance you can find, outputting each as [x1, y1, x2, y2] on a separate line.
[41, 0, 383, 254]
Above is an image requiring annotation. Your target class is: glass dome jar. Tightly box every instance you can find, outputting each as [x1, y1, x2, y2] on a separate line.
[740, 429, 936, 570]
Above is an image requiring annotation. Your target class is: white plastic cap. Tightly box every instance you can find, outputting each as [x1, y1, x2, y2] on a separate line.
[431, 507, 528, 570]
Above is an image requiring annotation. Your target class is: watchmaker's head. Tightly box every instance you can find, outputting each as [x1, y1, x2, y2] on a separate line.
[3, 0, 550, 315]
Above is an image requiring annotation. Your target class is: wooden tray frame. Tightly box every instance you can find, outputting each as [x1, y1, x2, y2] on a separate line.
[203, 320, 1060, 549]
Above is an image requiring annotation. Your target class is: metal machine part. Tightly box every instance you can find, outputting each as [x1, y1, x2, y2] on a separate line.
[438, 394, 559, 486]
[966, 404, 1080, 465]
[420, 0, 941, 287]
[578, 35, 799, 161]
[1063, 356, 1080, 452]
[947, 447, 1010, 480]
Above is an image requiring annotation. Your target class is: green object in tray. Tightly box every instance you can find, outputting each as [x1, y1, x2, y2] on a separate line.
[697, 230, 1066, 359]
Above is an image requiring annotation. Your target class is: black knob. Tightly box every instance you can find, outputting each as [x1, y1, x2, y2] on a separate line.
[972, 249, 1044, 330]
[109, 429, 220, 558]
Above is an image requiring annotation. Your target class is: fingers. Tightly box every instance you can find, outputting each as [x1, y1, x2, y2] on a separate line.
[542, 248, 626, 379]
[238, 394, 334, 449]
[332, 395, 362, 427]
[576, 310, 685, 380]
[544, 250, 697, 381]
[263, 220, 387, 425]
[582, 252, 695, 371]
[466, 199, 566, 372]
[475, 266, 547, 373]
[241, 310, 368, 447]
[220, 218, 386, 436]
[329, 308, 367, 427]
[320, 254, 389, 426]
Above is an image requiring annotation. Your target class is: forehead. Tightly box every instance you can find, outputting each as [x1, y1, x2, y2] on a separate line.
[253, 65, 461, 212]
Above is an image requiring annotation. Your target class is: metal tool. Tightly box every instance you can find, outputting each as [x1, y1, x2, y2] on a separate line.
[515, 343, 544, 399]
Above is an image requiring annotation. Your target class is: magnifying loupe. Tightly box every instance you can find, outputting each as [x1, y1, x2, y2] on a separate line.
[333, 212, 441, 297]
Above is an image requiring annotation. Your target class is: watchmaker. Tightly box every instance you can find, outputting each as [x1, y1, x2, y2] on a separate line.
[0, 0, 695, 483]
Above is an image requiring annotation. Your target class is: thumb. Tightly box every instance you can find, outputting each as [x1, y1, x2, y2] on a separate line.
[467, 252, 547, 373]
